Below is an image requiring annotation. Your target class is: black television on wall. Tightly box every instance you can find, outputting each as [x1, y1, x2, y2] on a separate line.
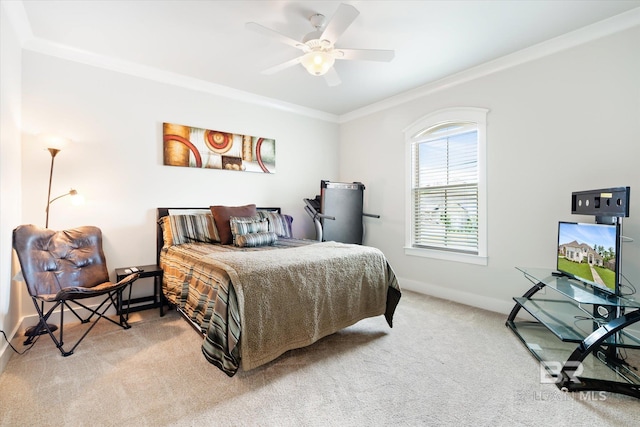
[556, 221, 621, 295]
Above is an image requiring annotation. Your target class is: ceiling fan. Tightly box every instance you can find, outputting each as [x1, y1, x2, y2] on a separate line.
[246, 3, 395, 86]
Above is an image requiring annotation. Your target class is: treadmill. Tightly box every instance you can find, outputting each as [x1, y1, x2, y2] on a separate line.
[304, 180, 379, 244]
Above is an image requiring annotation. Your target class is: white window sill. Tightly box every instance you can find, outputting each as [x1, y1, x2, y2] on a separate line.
[404, 246, 488, 266]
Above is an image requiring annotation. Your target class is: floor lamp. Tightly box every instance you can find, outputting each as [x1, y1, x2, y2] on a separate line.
[44, 145, 79, 228]
[25, 138, 78, 339]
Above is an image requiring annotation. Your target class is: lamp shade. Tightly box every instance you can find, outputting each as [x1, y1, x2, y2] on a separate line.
[38, 134, 70, 151]
[300, 50, 335, 76]
[70, 189, 84, 206]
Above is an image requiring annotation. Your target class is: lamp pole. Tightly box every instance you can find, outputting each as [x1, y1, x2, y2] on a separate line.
[45, 148, 60, 228]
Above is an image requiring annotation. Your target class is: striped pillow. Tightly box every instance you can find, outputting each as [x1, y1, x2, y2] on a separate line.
[235, 231, 278, 248]
[257, 211, 293, 238]
[159, 214, 220, 248]
[229, 216, 269, 237]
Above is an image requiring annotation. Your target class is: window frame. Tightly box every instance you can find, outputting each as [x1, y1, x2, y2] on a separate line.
[404, 107, 489, 265]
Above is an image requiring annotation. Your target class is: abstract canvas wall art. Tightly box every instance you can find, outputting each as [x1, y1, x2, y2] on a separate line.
[163, 123, 276, 173]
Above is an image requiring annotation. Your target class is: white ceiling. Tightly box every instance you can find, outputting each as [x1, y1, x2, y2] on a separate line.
[13, 1, 640, 117]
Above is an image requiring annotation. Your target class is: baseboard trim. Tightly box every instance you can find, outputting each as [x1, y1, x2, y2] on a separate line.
[398, 277, 514, 315]
[0, 303, 121, 375]
[3, 282, 510, 374]
[0, 320, 22, 375]
[18, 303, 119, 330]
[0, 344, 11, 375]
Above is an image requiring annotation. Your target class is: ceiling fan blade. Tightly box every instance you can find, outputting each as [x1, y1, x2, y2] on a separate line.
[246, 22, 306, 51]
[320, 3, 359, 43]
[336, 48, 395, 62]
[261, 56, 303, 75]
[323, 67, 341, 87]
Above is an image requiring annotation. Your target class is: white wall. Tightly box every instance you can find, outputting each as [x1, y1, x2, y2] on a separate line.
[19, 51, 340, 317]
[0, 1, 21, 372]
[339, 26, 640, 313]
[5, 8, 639, 374]
[0, 2, 24, 373]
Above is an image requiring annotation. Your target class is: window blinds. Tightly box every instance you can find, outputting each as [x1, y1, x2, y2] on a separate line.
[412, 130, 478, 253]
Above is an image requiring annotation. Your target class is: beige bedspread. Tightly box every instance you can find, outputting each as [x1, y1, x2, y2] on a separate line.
[203, 241, 393, 371]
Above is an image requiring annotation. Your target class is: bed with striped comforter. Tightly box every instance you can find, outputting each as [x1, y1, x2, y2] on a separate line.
[160, 239, 401, 376]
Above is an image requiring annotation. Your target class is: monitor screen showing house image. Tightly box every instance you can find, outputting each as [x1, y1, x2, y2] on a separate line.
[557, 221, 618, 293]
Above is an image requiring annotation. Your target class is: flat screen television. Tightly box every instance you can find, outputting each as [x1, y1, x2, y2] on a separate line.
[556, 221, 620, 294]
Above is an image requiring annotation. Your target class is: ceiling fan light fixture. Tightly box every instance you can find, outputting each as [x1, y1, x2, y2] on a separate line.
[248, 3, 393, 85]
[301, 50, 335, 76]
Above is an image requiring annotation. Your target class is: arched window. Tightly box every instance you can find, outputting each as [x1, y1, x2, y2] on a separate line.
[404, 107, 488, 265]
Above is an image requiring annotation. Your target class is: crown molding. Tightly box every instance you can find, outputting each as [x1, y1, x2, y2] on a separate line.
[21, 36, 339, 123]
[6, 1, 638, 125]
[338, 7, 640, 124]
[7, 1, 338, 123]
[1, 0, 33, 43]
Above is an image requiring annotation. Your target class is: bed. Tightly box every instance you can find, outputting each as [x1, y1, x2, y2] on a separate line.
[157, 205, 401, 376]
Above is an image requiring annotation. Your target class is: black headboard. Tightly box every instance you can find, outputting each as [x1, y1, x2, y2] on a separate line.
[156, 207, 281, 264]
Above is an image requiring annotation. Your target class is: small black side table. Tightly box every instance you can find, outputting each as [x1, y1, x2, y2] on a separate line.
[115, 264, 165, 318]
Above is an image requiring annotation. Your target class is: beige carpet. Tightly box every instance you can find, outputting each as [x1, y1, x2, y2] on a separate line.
[1, 291, 638, 426]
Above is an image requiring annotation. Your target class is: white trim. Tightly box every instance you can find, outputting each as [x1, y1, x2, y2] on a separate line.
[404, 107, 489, 265]
[0, 0, 33, 44]
[339, 7, 640, 123]
[404, 247, 488, 266]
[5, 1, 639, 124]
[21, 36, 339, 123]
[7, 0, 337, 123]
[17, 300, 120, 328]
[6, 303, 121, 354]
[403, 107, 489, 135]
[0, 320, 21, 374]
[399, 277, 513, 315]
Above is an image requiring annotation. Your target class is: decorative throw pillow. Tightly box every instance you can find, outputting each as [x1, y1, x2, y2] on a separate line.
[229, 216, 269, 242]
[234, 231, 278, 248]
[257, 211, 294, 238]
[159, 214, 220, 248]
[210, 204, 257, 245]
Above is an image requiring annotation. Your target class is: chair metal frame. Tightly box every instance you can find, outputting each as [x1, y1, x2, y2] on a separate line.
[25, 282, 135, 356]
[13, 224, 139, 357]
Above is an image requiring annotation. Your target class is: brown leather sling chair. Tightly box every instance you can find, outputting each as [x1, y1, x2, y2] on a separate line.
[12, 224, 139, 356]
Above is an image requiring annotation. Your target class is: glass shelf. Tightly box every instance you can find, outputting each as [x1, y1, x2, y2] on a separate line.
[507, 321, 640, 386]
[516, 267, 640, 309]
[513, 297, 640, 348]
[508, 267, 640, 398]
